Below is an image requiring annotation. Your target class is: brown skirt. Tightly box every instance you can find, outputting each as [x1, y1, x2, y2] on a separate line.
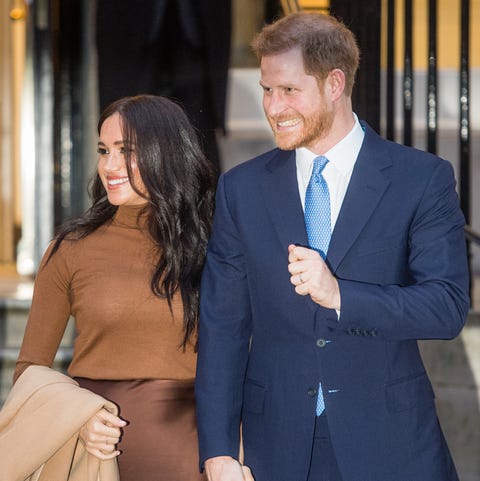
[75, 377, 206, 481]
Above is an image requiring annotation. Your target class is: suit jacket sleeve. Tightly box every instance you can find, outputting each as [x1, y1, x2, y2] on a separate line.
[337, 158, 470, 341]
[195, 173, 252, 465]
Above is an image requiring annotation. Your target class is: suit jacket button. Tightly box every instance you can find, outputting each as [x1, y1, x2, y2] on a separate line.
[307, 388, 317, 397]
[316, 338, 327, 348]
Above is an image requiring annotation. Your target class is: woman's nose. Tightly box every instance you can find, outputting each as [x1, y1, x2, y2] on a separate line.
[102, 151, 122, 171]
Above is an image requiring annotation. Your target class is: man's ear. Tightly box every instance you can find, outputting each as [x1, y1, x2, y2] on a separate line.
[326, 68, 346, 101]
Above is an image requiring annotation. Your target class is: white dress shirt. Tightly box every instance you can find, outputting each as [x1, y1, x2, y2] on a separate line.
[296, 114, 365, 229]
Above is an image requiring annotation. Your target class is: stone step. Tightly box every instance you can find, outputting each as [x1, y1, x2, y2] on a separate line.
[419, 311, 480, 481]
[1, 298, 32, 346]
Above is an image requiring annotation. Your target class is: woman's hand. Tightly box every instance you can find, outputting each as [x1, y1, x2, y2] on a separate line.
[79, 408, 127, 460]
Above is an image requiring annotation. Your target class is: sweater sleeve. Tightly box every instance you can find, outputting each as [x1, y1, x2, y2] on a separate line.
[14, 241, 73, 383]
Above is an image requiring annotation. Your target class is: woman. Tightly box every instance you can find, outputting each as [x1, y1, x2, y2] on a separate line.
[14, 95, 217, 480]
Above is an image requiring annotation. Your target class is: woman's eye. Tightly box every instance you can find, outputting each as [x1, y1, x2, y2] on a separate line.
[97, 147, 108, 155]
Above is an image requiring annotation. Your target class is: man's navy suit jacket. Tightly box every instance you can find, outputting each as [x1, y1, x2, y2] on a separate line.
[195, 123, 470, 481]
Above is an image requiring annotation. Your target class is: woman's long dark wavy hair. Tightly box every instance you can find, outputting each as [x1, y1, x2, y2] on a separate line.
[49, 95, 217, 348]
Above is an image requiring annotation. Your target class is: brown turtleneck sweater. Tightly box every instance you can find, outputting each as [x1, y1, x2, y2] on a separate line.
[14, 205, 198, 383]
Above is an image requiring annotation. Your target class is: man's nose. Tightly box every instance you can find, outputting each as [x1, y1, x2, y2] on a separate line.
[264, 91, 286, 117]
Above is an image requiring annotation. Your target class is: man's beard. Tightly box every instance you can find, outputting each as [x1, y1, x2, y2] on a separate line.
[268, 107, 335, 151]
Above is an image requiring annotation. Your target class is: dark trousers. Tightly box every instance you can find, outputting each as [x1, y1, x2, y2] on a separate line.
[307, 414, 343, 481]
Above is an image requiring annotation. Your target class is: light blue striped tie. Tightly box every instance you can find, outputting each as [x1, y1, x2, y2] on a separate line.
[304, 155, 331, 416]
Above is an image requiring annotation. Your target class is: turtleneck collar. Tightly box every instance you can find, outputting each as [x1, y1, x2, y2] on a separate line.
[112, 204, 149, 229]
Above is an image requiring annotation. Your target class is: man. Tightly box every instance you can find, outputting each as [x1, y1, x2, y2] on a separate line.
[195, 12, 470, 481]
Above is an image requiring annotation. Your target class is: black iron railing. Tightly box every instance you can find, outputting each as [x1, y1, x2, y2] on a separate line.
[383, 0, 471, 214]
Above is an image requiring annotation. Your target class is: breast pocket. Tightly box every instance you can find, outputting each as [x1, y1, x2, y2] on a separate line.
[355, 232, 407, 258]
[338, 233, 409, 285]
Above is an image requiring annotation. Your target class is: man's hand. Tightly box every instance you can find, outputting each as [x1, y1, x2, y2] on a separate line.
[205, 456, 255, 481]
[288, 244, 341, 310]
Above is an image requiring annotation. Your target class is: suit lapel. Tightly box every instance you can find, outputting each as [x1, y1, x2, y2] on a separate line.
[258, 127, 393, 272]
[260, 150, 320, 317]
[260, 150, 309, 250]
[328, 126, 393, 272]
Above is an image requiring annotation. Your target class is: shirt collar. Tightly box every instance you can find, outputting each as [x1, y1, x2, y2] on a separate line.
[296, 113, 365, 179]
